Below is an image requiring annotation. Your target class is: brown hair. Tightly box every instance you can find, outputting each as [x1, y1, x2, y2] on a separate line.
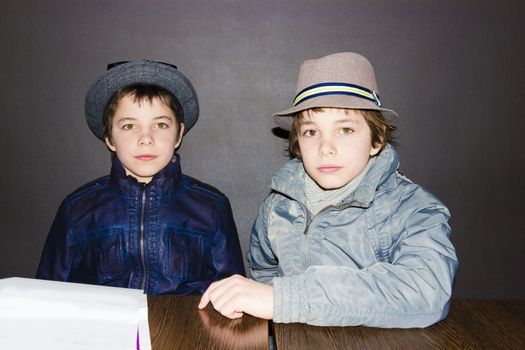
[103, 84, 183, 142]
[288, 108, 396, 160]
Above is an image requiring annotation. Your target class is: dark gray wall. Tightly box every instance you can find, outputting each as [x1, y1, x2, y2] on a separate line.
[1, 0, 524, 299]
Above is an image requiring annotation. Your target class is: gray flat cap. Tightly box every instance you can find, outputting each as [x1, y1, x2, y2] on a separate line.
[85, 60, 199, 140]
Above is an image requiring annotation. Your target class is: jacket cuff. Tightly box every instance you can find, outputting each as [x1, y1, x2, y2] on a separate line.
[273, 274, 307, 323]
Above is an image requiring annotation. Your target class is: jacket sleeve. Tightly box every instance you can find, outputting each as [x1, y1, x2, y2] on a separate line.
[272, 197, 458, 328]
[247, 195, 280, 284]
[36, 201, 78, 281]
[210, 196, 246, 279]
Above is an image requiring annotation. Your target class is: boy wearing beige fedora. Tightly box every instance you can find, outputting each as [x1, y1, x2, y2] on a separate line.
[200, 52, 458, 328]
[37, 61, 245, 294]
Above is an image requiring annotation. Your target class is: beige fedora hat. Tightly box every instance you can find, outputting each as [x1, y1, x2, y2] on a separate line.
[273, 52, 398, 130]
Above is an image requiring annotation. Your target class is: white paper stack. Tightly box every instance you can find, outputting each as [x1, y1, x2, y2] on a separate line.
[0, 277, 151, 350]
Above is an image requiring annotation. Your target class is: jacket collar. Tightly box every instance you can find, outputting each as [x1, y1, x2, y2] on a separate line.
[270, 143, 400, 207]
[109, 153, 182, 194]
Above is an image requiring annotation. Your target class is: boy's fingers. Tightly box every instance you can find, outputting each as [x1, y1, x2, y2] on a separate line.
[198, 284, 214, 309]
[209, 285, 239, 313]
[215, 292, 245, 319]
[225, 311, 244, 319]
[198, 275, 239, 309]
[198, 293, 210, 309]
[198, 280, 221, 309]
[201, 277, 273, 320]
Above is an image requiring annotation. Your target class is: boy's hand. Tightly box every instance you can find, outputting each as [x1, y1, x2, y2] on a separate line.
[198, 274, 273, 320]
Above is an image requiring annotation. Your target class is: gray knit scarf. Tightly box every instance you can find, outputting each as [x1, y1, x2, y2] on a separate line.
[305, 157, 375, 216]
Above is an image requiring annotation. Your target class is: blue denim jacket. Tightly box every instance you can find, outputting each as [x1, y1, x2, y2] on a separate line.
[37, 155, 245, 295]
[248, 145, 458, 327]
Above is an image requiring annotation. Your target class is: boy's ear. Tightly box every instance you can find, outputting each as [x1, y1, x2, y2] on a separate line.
[370, 124, 386, 157]
[105, 136, 116, 152]
[174, 123, 185, 149]
[370, 134, 384, 157]
[370, 142, 382, 157]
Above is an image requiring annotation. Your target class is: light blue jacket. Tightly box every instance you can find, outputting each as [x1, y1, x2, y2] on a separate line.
[248, 145, 458, 328]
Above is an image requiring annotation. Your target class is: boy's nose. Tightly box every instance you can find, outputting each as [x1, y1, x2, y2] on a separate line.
[319, 138, 336, 157]
[138, 132, 154, 146]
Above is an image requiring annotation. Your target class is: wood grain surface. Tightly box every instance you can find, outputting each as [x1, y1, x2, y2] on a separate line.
[273, 300, 525, 350]
[148, 295, 269, 350]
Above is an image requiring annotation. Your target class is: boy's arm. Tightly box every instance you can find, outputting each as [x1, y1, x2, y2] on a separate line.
[198, 195, 278, 318]
[210, 196, 246, 279]
[273, 202, 458, 328]
[36, 202, 77, 281]
[247, 195, 279, 284]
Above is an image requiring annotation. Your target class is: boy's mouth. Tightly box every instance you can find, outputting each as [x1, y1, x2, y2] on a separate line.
[317, 165, 342, 173]
[135, 154, 157, 161]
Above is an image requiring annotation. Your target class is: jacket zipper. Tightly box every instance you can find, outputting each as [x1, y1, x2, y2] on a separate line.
[302, 205, 334, 235]
[301, 204, 316, 268]
[140, 183, 147, 292]
[303, 206, 312, 235]
[301, 202, 354, 268]
[302, 206, 332, 267]
[303, 202, 356, 235]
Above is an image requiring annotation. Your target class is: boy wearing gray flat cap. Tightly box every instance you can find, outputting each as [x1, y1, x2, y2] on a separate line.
[37, 60, 245, 295]
[200, 52, 458, 328]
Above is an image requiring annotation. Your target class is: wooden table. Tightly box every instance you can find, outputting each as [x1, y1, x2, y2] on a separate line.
[273, 300, 525, 349]
[148, 295, 269, 350]
[147, 297, 524, 349]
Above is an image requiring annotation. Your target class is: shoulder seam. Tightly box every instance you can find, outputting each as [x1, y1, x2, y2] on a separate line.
[180, 176, 225, 201]
[64, 176, 110, 202]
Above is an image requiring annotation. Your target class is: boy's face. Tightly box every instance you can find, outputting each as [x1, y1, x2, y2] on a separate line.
[297, 108, 381, 190]
[105, 94, 184, 183]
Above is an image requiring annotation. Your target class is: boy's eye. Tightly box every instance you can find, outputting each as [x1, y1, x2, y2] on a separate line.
[340, 127, 353, 135]
[302, 129, 318, 137]
[122, 124, 135, 130]
[156, 122, 170, 129]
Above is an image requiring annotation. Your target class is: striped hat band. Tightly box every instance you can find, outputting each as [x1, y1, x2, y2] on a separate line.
[293, 82, 381, 108]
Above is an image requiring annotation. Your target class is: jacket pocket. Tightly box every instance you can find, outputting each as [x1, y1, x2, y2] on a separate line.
[165, 228, 204, 280]
[84, 227, 127, 284]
